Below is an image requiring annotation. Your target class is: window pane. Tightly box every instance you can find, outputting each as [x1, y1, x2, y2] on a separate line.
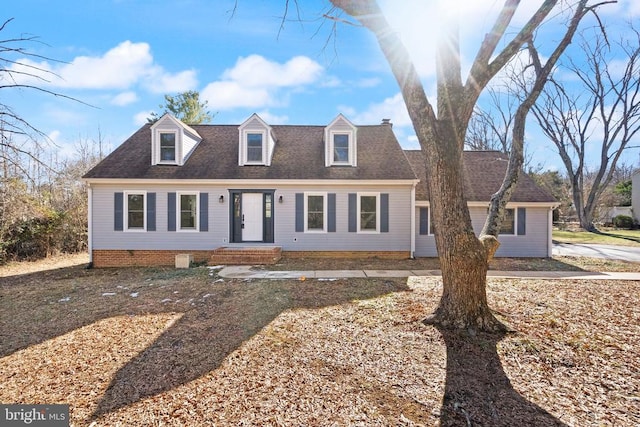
[247, 133, 263, 162]
[180, 194, 197, 229]
[127, 194, 144, 229]
[360, 195, 377, 230]
[160, 133, 176, 161]
[500, 209, 515, 234]
[307, 195, 324, 230]
[333, 134, 349, 162]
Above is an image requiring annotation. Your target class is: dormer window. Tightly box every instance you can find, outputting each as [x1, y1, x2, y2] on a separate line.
[238, 114, 275, 166]
[160, 132, 176, 162]
[150, 114, 202, 166]
[246, 133, 264, 163]
[325, 114, 357, 167]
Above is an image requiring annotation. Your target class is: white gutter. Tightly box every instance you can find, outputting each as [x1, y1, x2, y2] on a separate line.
[82, 178, 421, 187]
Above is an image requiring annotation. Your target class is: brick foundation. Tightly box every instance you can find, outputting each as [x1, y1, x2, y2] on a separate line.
[92, 250, 216, 268]
[92, 249, 410, 267]
[282, 251, 411, 260]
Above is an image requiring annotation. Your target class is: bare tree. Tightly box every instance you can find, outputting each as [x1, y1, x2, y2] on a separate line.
[531, 25, 640, 231]
[0, 18, 84, 182]
[466, 89, 515, 154]
[326, 0, 607, 331]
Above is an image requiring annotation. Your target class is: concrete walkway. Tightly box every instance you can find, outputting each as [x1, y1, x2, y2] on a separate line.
[218, 266, 640, 281]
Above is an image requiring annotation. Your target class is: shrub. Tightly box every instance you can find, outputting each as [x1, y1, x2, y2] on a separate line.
[613, 214, 634, 229]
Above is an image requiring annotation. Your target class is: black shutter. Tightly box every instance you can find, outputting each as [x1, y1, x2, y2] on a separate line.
[168, 192, 176, 232]
[114, 192, 123, 231]
[517, 207, 526, 235]
[147, 192, 156, 231]
[295, 193, 304, 232]
[348, 193, 357, 232]
[200, 193, 209, 232]
[380, 193, 389, 232]
[328, 193, 336, 232]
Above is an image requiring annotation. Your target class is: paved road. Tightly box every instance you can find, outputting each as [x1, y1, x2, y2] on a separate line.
[552, 242, 640, 263]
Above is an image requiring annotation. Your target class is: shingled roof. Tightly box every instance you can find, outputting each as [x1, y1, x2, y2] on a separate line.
[83, 123, 417, 181]
[404, 150, 556, 203]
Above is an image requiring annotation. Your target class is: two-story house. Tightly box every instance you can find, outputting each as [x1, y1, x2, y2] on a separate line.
[83, 113, 557, 267]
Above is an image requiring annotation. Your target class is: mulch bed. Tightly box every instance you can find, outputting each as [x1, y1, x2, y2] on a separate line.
[0, 257, 638, 426]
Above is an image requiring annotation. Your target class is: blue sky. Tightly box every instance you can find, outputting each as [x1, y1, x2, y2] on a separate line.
[3, 0, 640, 170]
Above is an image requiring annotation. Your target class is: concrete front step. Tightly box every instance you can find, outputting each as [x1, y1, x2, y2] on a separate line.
[210, 246, 282, 265]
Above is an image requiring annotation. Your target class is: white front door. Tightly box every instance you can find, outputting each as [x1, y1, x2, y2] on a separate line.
[242, 193, 263, 241]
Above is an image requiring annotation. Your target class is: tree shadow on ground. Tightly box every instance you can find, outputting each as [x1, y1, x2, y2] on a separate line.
[91, 277, 407, 418]
[436, 326, 567, 427]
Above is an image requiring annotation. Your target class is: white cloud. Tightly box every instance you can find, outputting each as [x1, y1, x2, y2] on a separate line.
[134, 111, 153, 126]
[201, 55, 324, 111]
[202, 81, 272, 110]
[111, 91, 138, 106]
[221, 55, 323, 88]
[256, 110, 289, 124]
[352, 93, 412, 127]
[142, 68, 198, 94]
[8, 41, 197, 94]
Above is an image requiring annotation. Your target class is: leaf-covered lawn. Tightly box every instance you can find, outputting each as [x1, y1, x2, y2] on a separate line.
[1, 258, 638, 426]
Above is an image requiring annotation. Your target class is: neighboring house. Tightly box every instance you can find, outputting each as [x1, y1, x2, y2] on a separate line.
[633, 171, 640, 223]
[83, 113, 557, 267]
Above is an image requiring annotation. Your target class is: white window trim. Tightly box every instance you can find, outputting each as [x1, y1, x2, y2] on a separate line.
[242, 130, 267, 165]
[304, 192, 327, 233]
[157, 130, 179, 165]
[177, 191, 200, 232]
[357, 192, 380, 233]
[330, 131, 352, 165]
[124, 191, 147, 232]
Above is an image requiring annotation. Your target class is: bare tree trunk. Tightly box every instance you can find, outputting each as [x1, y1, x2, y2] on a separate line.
[328, 0, 598, 332]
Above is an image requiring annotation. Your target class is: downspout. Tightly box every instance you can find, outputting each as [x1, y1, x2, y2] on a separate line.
[410, 181, 417, 259]
[547, 207, 553, 258]
[87, 184, 93, 267]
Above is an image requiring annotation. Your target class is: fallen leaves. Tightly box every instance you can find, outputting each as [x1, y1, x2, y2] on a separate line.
[0, 258, 638, 426]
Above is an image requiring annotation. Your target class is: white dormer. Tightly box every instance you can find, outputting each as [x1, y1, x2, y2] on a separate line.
[238, 113, 276, 166]
[325, 114, 357, 167]
[151, 114, 202, 166]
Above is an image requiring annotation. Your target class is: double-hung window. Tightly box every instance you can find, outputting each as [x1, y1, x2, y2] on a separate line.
[500, 208, 515, 235]
[305, 193, 327, 232]
[159, 132, 176, 162]
[178, 192, 199, 231]
[125, 192, 146, 231]
[358, 193, 379, 232]
[246, 133, 263, 163]
[333, 134, 350, 163]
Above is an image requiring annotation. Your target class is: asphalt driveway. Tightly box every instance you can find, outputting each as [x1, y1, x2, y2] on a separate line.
[553, 242, 640, 263]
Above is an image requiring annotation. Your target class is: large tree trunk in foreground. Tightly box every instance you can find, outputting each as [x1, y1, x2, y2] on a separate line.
[329, 0, 595, 332]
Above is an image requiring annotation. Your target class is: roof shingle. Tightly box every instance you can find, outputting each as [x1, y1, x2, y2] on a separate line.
[404, 150, 556, 203]
[83, 124, 417, 181]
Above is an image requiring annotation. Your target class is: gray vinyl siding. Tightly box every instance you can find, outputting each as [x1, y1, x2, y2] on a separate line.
[414, 206, 551, 258]
[276, 186, 411, 252]
[90, 183, 413, 253]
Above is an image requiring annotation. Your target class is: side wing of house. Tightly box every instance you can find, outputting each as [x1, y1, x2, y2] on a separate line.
[406, 150, 558, 258]
[414, 204, 554, 257]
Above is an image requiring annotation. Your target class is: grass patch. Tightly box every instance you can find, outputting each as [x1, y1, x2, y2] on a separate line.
[553, 228, 640, 247]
